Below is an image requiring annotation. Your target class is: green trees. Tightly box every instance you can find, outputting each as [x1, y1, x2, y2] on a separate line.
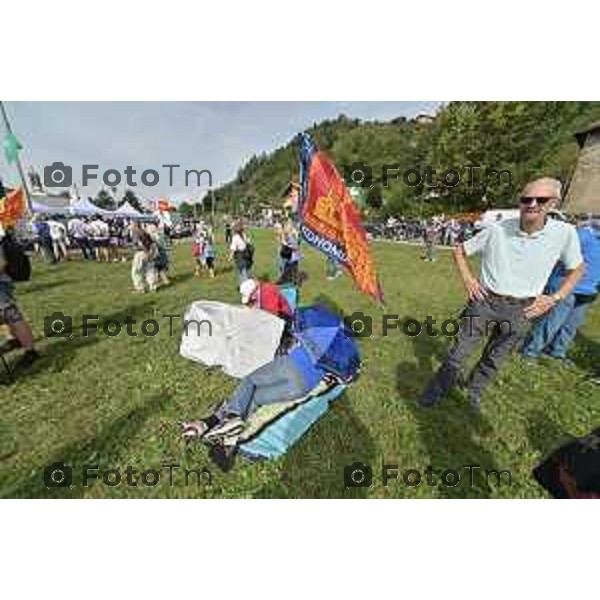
[177, 201, 195, 218]
[94, 188, 115, 210]
[213, 102, 600, 217]
[121, 190, 146, 213]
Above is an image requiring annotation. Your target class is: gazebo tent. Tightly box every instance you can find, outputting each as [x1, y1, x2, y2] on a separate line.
[69, 198, 112, 216]
[115, 201, 143, 218]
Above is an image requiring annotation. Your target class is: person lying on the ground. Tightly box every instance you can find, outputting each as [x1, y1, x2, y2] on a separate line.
[181, 336, 344, 470]
[239, 278, 293, 321]
[0, 230, 39, 370]
[181, 334, 334, 441]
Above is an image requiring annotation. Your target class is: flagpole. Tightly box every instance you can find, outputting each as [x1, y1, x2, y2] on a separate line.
[0, 101, 32, 213]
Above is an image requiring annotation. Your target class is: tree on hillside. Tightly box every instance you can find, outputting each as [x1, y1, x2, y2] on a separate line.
[212, 102, 600, 216]
[121, 189, 145, 213]
[178, 201, 195, 218]
[95, 188, 115, 210]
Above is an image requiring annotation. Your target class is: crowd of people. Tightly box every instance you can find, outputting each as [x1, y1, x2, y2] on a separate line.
[372, 215, 478, 246]
[29, 215, 136, 263]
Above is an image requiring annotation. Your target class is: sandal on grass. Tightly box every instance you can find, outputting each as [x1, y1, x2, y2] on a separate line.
[181, 420, 209, 440]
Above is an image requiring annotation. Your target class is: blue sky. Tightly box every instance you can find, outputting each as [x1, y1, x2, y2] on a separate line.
[2, 101, 441, 203]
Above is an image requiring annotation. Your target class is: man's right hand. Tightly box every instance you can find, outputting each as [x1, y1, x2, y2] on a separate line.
[464, 276, 488, 302]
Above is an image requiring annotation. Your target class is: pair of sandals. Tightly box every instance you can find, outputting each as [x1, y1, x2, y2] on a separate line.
[181, 418, 242, 473]
[181, 416, 245, 444]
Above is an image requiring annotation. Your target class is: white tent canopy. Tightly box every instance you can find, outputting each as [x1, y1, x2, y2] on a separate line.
[69, 197, 113, 216]
[115, 201, 142, 218]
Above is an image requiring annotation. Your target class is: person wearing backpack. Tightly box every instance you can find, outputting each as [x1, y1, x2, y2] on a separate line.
[0, 227, 39, 370]
[229, 222, 253, 284]
[277, 220, 301, 285]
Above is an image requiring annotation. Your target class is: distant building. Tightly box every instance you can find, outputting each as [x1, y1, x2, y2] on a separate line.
[564, 121, 600, 215]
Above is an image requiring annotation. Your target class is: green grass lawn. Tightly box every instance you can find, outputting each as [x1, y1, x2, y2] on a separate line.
[1, 229, 599, 498]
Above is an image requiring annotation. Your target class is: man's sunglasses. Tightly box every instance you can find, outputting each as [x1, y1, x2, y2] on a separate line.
[519, 196, 556, 206]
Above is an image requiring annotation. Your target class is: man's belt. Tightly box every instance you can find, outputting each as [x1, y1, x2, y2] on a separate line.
[486, 290, 535, 303]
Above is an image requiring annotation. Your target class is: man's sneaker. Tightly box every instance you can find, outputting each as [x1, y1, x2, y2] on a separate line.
[204, 416, 245, 443]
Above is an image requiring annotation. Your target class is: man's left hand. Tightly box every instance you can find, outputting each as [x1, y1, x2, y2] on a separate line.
[524, 295, 557, 320]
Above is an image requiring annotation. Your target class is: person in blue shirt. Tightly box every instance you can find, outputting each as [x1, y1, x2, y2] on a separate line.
[522, 220, 600, 360]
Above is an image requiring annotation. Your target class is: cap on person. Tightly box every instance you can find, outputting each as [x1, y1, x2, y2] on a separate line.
[239, 279, 258, 304]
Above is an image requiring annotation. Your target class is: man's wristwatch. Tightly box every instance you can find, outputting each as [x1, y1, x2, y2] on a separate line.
[551, 292, 563, 304]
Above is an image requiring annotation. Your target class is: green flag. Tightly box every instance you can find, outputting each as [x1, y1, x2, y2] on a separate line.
[3, 132, 23, 165]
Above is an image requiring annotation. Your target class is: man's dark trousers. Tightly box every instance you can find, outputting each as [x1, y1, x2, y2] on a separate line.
[421, 295, 532, 404]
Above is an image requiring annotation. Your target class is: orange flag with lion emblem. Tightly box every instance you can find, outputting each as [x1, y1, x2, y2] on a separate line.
[298, 133, 383, 303]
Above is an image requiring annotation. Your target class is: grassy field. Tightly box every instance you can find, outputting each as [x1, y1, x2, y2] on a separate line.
[1, 229, 599, 498]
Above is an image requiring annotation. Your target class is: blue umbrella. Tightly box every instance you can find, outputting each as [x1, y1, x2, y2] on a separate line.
[294, 305, 360, 380]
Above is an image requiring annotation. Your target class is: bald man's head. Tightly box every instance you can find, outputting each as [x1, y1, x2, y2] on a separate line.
[520, 177, 562, 201]
[518, 177, 562, 229]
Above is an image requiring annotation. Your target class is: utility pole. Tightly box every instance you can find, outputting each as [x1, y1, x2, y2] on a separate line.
[0, 101, 32, 212]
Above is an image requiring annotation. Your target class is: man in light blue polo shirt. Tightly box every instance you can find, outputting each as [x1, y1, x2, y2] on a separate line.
[419, 177, 584, 411]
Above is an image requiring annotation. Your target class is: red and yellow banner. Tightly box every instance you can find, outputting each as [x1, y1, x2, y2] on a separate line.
[299, 134, 383, 303]
[0, 187, 26, 226]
